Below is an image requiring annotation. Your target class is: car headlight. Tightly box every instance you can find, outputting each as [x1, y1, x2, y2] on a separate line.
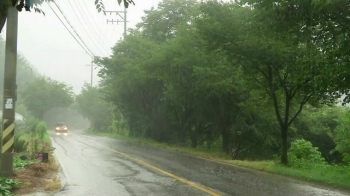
[64, 127, 67, 130]
[55, 127, 59, 130]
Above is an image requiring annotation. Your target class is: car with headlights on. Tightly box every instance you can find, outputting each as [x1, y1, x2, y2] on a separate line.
[55, 122, 68, 136]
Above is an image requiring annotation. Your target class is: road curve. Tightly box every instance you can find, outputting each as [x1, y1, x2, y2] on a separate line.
[48, 130, 350, 196]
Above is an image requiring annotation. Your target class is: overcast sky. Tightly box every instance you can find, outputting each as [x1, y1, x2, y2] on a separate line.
[1, 0, 162, 94]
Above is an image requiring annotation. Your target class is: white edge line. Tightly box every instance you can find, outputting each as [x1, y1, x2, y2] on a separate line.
[51, 137, 71, 188]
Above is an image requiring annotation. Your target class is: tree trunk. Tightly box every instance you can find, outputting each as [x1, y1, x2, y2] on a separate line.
[178, 127, 186, 146]
[128, 120, 136, 137]
[190, 133, 198, 148]
[0, 4, 8, 34]
[280, 125, 288, 165]
[222, 129, 230, 154]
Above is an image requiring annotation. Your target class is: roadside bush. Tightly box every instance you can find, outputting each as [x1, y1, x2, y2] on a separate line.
[14, 135, 28, 153]
[23, 118, 46, 141]
[15, 122, 27, 135]
[0, 177, 20, 196]
[343, 153, 350, 164]
[36, 121, 47, 140]
[13, 155, 35, 169]
[18, 117, 50, 160]
[25, 118, 39, 137]
[288, 139, 326, 168]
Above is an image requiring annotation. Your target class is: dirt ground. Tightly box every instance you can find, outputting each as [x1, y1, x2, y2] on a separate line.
[12, 154, 61, 195]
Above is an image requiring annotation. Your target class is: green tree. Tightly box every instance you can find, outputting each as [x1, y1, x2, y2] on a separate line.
[195, 1, 340, 165]
[136, 0, 199, 42]
[95, 0, 217, 145]
[21, 76, 74, 119]
[96, 0, 283, 160]
[97, 32, 168, 140]
[0, 37, 39, 109]
[238, 0, 350, 103]
[75, 83, 112, 132]
[157, 22, 250, 151]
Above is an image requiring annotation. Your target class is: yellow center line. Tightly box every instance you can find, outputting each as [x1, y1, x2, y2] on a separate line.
[86, 138, 222, 196]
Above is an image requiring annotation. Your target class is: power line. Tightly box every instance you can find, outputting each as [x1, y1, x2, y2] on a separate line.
[67, 0, 108, 56]
[52, 1, 95, 57]
[76, 0, 111, 52]
[47, 3, 93, 58]
[81, 0, 104, 33]
[51, 1, 95, 57]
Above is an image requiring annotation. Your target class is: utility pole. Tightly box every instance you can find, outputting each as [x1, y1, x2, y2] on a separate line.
[105, 7, 128, 39]
[90, 62, 93, 87]
[1, 6, 18, 176]
[124, 7, 127, 39]
[86, 62, 93, 87]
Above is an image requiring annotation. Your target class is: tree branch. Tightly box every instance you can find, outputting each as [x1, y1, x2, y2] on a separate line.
[268, 65, 284, 127]
[290, 78, 313, 97]
[288, 92, 314, 126]
[248, 74, 272, 96]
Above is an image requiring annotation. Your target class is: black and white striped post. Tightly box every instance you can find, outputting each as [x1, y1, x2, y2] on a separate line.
[1, 6, 18, 176]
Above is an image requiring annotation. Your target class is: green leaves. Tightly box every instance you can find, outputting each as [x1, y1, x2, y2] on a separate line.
[194, 0, 350, 164]
[75, 83, 112, 132]
[0, 38, 39, 105]
[21, 77, 74, 119]
[14, 134, 29, 154]
[334, 110, 350, 163]
[96, 0, 274, 154]
[288, 139, 326, 168]
[0, 177, 20, 196]
[136, 0, 199, 42]
[94, 0, 105, 14]
[94, 0, 134, 13]
[93, 0, 350, 164]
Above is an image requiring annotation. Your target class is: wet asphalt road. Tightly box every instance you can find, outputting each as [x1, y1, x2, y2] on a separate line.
[49, 130, 350, 196]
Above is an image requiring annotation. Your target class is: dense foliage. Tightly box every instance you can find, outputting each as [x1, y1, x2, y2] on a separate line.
[2, 0, 347, 167]
[90, 0, 350, 166]
[20, 77, 74, 119]
[0, 177, 20, 196]
[0, 38, 39, 107]
[75, 83, 112, 132]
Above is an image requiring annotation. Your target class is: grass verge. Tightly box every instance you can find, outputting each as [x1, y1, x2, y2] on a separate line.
[93, 132, 231, 160]
[91, 131, 350, 190]
[223, 160, 350, 189]
[45, 176, 61, 191]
